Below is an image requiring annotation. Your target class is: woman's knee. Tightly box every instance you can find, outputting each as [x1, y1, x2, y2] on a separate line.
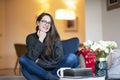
[19, 55, 28, 65]
[68, 53, 80, 67]
[66, 53, 78, 62]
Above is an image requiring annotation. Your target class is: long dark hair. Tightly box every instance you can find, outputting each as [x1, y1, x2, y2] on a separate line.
[36, 12, 60, 57]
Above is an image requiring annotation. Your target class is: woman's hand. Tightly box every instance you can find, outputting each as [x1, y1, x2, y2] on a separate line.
[37, 30, 46, 42]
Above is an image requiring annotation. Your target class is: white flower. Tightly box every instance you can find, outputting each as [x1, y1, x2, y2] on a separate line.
[91, 42, 100, 51]
[83, 40, 117, 55]
[83, 40, 94, 48]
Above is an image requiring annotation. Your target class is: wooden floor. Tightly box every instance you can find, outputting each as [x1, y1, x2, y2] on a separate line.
[0, 68, 22, 76]
[0, 68, 26, 80]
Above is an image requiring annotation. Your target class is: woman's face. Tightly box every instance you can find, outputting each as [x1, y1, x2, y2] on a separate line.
[37, 15, 51, 33]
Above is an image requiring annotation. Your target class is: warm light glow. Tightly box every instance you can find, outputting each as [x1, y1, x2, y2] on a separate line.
[63, 0, 77, 10]
[37, 0, 50, 12]
[38, 0, 48, 4]
[55, 9, 76, 20]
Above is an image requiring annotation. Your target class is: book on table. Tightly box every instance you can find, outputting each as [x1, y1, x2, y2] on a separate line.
[59, 76, 105, 80]
[59, 68, 105, 80]
[63, 68, 93, 77]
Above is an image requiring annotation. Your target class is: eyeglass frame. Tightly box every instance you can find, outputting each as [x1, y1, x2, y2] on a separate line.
[40, 20, 51, 25]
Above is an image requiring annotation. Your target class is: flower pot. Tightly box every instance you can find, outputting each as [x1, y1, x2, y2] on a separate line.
[78, 49, 96, 76]
[95, 58, 108, 80]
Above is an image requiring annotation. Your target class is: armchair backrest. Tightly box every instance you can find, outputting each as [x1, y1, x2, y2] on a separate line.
[62, 37, 80, 55]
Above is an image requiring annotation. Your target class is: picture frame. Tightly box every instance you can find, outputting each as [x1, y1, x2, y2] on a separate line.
[65, 18, 78, 32]
[107, 0, 120, 11]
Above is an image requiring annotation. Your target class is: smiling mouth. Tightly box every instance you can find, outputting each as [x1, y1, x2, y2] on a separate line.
[43, 26, 48, 30]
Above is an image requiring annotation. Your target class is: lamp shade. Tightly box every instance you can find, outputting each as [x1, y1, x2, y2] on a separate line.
[55, 9, 76, 20]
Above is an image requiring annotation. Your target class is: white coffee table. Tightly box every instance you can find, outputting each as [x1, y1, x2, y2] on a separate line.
[59, 76, 105, 80]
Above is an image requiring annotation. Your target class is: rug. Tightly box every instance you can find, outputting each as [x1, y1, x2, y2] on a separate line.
[0, 76, 26, 80]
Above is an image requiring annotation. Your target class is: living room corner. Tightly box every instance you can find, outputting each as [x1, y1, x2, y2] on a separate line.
[0, 0, 120, 80]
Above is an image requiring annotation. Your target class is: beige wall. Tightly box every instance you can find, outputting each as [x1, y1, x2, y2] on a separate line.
[0, 0, 7, 68]
[0, 0, 85, 69]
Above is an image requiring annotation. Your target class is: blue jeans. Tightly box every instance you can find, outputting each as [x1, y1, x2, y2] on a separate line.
[19, 53, 80, 80]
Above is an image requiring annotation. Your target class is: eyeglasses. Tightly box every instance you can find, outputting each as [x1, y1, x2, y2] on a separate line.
[40, 20, 51, 25]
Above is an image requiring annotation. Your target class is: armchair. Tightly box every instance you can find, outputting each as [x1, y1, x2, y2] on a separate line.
[62, 37, 80, 68]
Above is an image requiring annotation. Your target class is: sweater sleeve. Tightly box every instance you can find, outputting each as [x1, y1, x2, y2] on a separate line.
[26, 33, 46, 61]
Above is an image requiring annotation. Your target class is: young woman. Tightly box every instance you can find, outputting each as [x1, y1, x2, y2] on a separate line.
[19, 12, 80, 80]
